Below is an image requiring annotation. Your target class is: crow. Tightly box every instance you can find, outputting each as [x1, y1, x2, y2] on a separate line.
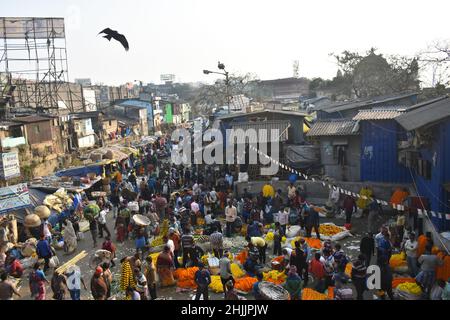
[98, 28, 129, 51]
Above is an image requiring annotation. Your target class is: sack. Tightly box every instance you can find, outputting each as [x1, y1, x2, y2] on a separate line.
[49, 256, 60, 268]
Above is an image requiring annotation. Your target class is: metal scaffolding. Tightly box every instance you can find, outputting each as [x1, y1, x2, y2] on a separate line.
[0, 17, 83, 116]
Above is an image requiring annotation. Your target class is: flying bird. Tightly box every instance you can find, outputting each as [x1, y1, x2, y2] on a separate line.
[98, 28, 129, 51]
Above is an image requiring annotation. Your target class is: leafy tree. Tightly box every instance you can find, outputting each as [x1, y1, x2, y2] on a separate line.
[318, 48, 421, 99]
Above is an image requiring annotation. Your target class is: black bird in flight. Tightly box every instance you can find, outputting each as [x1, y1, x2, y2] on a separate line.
[98, 28, 129, 51]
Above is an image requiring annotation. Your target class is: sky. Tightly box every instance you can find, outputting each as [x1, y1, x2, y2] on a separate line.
[2, 0, 449, 86]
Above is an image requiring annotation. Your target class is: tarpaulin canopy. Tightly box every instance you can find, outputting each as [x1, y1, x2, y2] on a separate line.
[285, 145, 320, 169]
[55, 164, 104, 177]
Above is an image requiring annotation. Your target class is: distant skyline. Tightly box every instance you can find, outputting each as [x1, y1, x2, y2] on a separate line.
[2, 0, 449, 86]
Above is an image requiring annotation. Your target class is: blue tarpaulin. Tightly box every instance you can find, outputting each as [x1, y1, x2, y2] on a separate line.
[55, 164, 103, 177]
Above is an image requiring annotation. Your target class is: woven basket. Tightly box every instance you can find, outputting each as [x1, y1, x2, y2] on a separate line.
[24, 214, 42, 228]
[259, 281, 289, 300]
[34, 205, 51, 219]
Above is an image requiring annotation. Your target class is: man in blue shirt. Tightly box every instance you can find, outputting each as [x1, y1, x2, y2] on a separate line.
[36, 235, 53, 273]
[194, 263, 211, 300]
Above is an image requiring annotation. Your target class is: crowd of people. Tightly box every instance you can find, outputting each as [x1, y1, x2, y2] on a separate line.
[0, 135, 449, 301]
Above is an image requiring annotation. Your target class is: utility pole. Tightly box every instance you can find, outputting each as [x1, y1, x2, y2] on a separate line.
[203, 61, 231, 114]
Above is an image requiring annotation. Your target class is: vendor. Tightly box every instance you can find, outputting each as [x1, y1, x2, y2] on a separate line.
[4, 253, 23, 278]
[249, 237, 268, 265]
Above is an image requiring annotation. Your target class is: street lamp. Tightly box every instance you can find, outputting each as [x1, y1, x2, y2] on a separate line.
[203, 61, 231, 114]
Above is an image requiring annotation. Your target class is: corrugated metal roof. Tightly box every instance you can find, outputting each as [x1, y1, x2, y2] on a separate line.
[218, 109, 307, 121]
[317, 92, 417, 113]
[353, 109, 406, 120]
[396, 96, 450, 131]
[117, 99, 150, 109]
[12, 115, 52, 123]
[307, 120, 359, 137]
[229, 120, 290, 143]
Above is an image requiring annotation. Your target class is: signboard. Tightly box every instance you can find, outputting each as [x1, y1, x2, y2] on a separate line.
[0, 152, 20, 180]
[0, 17, 65, 39]
[160, 74, 175, 83]
[0, 183, 30, 214]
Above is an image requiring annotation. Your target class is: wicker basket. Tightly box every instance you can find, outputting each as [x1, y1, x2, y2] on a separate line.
[24, 214, 42, 228]
[34, 205, 51, 219]
[259, 281, 289, 300]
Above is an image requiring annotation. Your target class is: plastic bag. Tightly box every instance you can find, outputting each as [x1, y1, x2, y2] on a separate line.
[49, 256, 60, 268]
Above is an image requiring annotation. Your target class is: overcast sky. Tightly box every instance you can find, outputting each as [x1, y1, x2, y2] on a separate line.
[2, 0, 449, 85]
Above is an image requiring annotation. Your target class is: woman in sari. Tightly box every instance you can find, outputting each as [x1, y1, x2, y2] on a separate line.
[156, 245, 175, 287]
[63, 220, 77, 254]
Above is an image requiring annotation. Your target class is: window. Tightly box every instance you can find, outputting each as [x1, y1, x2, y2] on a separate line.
[333, 145, 347, 165]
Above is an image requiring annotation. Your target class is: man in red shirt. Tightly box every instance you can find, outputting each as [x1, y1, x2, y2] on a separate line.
[309, 252, 325, 292]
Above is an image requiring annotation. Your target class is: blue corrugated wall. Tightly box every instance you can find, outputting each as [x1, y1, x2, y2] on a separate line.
[360, 120, 412, 183]
[414, 119, 450, 231]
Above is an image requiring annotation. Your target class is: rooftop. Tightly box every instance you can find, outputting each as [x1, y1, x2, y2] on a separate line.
[217, 109, 308, 121]
[116, 99, 150, 109]
[316, 92, 418, 113]
[395, 96, 450, 131]
[353, 108, 406, 121]
[307, 119, 359, 137]
[12, 115, 53, 124]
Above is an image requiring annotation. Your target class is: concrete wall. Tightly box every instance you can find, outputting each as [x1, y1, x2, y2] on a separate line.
[320, 136, 360, 181]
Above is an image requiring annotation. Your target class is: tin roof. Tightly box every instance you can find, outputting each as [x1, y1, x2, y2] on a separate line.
[396, 96, 450, 131]
[316, 92, 417, 113]
[353, 109, 406, 120]
[218, 109, 307, 121]
[307, 120, 359, 137]
[12, 115, 52, 124]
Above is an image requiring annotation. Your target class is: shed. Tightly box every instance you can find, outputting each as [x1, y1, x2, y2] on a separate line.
[307, 119, 360, 181]
[353, 108, 411, 184]
[395, 96, 450, 231]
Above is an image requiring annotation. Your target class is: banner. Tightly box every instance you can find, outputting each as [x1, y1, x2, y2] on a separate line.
[0, 183, 30, 214]
[0, 152, 21, 180]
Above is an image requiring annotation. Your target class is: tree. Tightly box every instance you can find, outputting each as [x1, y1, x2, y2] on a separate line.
[330, 48, 421, 98]
[190, 73, 261, 115]
[418, 40, 450, 87]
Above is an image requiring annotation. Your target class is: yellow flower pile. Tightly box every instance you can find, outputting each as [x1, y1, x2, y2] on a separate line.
[390, 252, 407, 268]
[151, 237, 165, 247]
[150, 219, 170, 246]
[265, 232, 274, 241]
[318, 224, 345, 236]
[263, 270, 287, 285]
[397, 282, 422, 296]
[231, 263, 246, 279]
[201, 254, 209, 266]
[149, 252, 160, 267]
[281, 236, 287, 243]
[209, 275, 224, 293]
